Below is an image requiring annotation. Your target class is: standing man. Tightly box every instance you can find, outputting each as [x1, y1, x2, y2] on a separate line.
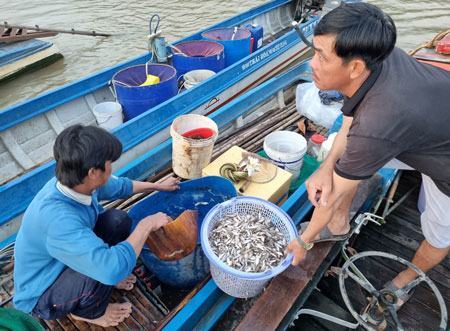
[287, 2, 450, 309]
[14, 125, 180, 327]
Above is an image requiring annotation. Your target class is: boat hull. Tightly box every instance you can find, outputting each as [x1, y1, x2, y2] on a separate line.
[0, 40, 62, 82]
[0, 3, 319, 241]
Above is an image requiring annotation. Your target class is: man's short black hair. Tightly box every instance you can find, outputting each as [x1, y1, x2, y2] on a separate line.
[54, 125, 122, 187]
[314, 2, 396, 71]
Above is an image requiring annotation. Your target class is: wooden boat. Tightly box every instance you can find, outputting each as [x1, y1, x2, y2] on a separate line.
[0, 0, 320, 242]
[0, 59, 398, 330]
[0, 39, 62, 82]
[410, 29, 450, 71]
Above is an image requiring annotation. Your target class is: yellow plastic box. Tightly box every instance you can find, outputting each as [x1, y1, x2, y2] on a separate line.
[202, 146, 292, 205]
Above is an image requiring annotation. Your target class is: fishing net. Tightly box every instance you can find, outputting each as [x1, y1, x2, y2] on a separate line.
[202, 27, 251, 41]
[173, 40, 224, 57]
[113, 64, 176, 87]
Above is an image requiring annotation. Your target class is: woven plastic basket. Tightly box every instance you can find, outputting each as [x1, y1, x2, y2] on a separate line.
[201, 196, 298, 298]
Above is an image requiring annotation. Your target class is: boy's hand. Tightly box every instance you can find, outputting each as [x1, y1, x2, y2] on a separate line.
[155, 177, 180, 191]
[141, 212, 170, 232]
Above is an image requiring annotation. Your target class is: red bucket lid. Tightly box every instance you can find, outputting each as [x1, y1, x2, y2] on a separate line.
[311, 133, 326, 144]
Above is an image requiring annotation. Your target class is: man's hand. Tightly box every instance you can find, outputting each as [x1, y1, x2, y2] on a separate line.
[155, 177, 180, 192]
[286, 238, 308, 266]
[305, 166, 333, 207]
[141, 212, 170, 232]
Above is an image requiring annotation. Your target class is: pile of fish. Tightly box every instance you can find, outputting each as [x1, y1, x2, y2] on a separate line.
[209, 212, 287, 273]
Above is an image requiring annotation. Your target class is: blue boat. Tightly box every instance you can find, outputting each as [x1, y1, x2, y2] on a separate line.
[0, 39, 62, 82]
[0, 58, 397, 329]
[0, 0, 320, 241]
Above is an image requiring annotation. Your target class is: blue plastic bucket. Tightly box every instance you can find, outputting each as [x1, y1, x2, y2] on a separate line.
[201, 28, 251, 67]
[112, 64, 177, 121]
[172, 40, 225, 77]
[128, 176, 237, 288]
[244, 24, 264, 52]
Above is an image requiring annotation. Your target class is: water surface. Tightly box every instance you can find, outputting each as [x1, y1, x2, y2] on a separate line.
[0, 0, 449, 108]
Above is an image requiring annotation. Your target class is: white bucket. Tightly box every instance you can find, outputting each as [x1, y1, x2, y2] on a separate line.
[263, 131, 307, 180]
[184, 69, 215, 89]
[170, 114, 218, 179]
[93, 102, 123, 130]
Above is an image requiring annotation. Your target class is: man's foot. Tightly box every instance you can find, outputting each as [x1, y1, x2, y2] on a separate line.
[299, 221, 350, 243]
[71, 302, 132, 327]
[116, 274, 136, 291]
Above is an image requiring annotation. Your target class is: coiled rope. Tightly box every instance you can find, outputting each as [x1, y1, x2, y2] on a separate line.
[219, 163, 248, 183]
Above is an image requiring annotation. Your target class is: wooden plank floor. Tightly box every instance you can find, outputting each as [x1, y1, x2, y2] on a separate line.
[292, 171, 449, 330]
[0, 263, 168, 331]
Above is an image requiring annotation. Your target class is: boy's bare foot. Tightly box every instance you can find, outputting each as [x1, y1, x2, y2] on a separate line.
[116, 274, 136, 291]
[71, 302, 132, 327]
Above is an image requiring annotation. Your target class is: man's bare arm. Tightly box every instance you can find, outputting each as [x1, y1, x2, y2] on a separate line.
[305, 115, 353, 207]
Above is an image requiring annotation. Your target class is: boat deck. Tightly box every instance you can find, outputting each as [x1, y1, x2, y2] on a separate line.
[1, 92, 321, 330]
[292, 171, 449, 330]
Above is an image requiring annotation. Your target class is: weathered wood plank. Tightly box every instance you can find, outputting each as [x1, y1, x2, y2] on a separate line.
[56, 316, 78, 331]
[236, 242, 335, 331]
[43, 319, 64, 331]
[67, 315, 92, 331]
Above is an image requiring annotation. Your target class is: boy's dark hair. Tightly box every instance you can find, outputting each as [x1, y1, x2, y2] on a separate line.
[314, 2, 396, 71]
[54, 125, 122, 187]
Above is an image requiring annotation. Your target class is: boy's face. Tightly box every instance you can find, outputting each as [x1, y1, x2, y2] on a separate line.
[101, 161, 113, 184]
[88, 160, 112, 188]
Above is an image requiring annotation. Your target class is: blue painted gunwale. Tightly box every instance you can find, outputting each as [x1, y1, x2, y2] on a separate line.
[0, 13, 320, 228]
[0, 0, 292, 132]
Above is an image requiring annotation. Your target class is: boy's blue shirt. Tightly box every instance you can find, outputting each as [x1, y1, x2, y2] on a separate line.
[13, 176, 136, 313]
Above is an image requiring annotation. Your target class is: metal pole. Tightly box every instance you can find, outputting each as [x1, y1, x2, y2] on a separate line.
[295, 309, 360, 329]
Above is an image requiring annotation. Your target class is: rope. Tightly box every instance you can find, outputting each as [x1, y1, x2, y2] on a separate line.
[147, 14, 167, 63]
[219, 163, 248, 183]
[409, 29, 450, 56]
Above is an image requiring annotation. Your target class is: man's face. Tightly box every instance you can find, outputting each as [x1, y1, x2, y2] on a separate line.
[310, 34, 352, 92]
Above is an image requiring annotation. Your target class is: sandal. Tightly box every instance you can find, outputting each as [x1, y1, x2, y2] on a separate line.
[299, 221, 351, 244]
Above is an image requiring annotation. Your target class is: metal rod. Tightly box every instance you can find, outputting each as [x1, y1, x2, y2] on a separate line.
[2, 22, 111, 37]
[381, 170, 402, 218]
[292, 21, 313, 48]
[295, 309, 359, 329]
[383, 186, 415, 218]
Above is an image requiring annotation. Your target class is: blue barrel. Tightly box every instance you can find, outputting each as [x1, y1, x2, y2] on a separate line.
[201, 28, 252, 67]
[172, 40, 225, 77]
[128, 176, 237, 288]
[112, 64, 177, 121]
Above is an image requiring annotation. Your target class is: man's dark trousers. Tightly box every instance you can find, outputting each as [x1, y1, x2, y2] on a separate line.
[32, 209, 132, 320]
